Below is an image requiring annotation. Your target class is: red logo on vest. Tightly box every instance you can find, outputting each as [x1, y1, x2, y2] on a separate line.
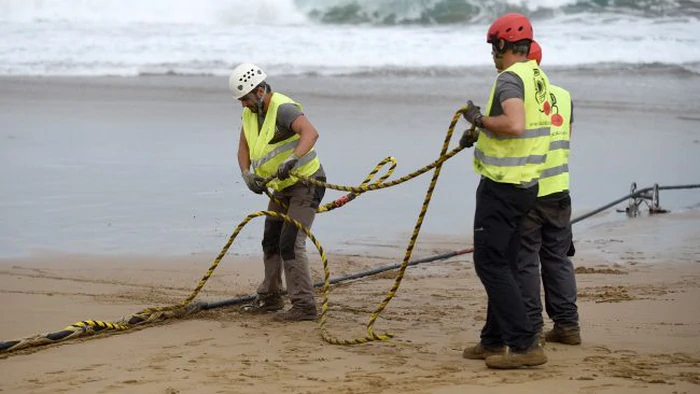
[551, 114, 564, 127]
[543, 100, 551, 115]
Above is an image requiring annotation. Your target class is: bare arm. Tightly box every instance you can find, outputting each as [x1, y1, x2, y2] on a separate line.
[289, 115, 319, 157]
[237, 127, 251, 173]
[482, 98, 526, 137]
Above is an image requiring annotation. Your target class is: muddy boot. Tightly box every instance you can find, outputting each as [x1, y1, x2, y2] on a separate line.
[273, 305, 318, 322]
[241, 293, 285, 314]
[462, 342, 506, 360]
[485, 342, 548, 369]
[545, 324, 581, 345]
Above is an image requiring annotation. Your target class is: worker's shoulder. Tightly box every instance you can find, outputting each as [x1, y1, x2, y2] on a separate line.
[496, 71, 524, 89]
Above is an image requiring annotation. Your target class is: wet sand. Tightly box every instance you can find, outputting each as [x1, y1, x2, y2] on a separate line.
[1, 72, 699, 257]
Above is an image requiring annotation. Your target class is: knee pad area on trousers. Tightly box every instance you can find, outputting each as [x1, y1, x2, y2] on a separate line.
[262, 239, 280, 256]
[262, 219, 284, 256]
[279, 226, 299, 261]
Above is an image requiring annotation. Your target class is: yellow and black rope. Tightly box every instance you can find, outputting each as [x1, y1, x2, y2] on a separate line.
[264, 155, 399, 213]
[0, 106, 470, 354]
[317, 107, 468, 344]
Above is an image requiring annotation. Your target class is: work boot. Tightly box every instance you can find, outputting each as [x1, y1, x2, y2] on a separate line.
[462, 342, 506, 360]
[273, 305, 318, 322]
[545, 324, 581, 345]
[485, 342, 548, 369]
[241, 293, 285, 314]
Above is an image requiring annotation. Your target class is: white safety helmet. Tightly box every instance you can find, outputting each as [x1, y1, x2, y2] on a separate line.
[229, 63, 267, 99]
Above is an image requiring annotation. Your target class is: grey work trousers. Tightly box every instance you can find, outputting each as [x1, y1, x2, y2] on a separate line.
[517, 190, 579, 331]
[258, 172, 325, 309]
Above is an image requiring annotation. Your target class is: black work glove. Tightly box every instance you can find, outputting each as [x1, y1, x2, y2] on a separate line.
[459, 127, 479, 148]
[462, 100, 484, 128]
[242, 170, 266, 194]
[277, 153, 299, 180]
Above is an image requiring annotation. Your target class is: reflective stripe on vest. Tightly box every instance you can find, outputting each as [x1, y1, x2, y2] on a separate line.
[538, 84, 572, 197]
[474, 149, 546, 167]
[251, 139, 298, 169]
[539, 163, 568, 179]
[242, 93, 321, 191]
[474, 60, 552, 186]
[549, 140, 570, 150]
[481, 126, 550, 140]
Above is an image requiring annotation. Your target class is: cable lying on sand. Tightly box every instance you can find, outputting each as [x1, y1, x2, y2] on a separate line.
[202, 247, 476, 311]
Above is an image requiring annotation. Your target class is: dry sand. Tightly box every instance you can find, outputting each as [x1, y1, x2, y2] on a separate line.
[1, 210, 699, 394]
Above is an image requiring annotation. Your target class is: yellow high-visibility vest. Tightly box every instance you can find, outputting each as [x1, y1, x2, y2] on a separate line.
[538, 85, 572, 197]
[242, 93, 320, 191]
[474, 60, 552, 187]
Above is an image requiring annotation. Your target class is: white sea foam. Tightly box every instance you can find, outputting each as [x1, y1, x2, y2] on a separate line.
[0, 0, 698, 76]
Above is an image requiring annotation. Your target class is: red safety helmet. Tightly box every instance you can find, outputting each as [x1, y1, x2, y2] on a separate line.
[528, 40, 542, 65]
[487, 13, 533, 44]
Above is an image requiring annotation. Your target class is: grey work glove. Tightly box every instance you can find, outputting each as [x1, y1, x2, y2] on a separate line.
[459, 127, 479, 148]
[276, 153, 299, 180]
[242, 170, 266, 194]
[462, 100, 484, 128]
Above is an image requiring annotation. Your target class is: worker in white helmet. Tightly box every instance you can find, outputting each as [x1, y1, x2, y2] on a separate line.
[230, 63, 326, 321]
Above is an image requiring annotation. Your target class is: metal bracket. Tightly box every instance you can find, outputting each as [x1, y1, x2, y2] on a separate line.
[621, 182, 669, 217]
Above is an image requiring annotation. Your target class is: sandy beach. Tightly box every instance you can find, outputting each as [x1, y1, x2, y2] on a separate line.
[1, 72, 699, 393]
[1, 209, 699, 394]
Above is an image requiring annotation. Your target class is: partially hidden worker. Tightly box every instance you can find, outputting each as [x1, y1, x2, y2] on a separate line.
[517, 41, 581, 346]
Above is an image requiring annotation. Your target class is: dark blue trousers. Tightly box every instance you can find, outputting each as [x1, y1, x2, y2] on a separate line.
[473, 177, 538, 352]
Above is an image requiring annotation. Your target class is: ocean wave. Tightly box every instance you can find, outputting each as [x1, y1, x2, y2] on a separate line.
[1, 0, 698, 26]
[1, 1, 698, 77]
[300, 0, 700, 25]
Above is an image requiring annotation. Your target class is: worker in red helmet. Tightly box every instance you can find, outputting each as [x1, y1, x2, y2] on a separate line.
[517, 41, 582, 347]
[459, 13, 551, 369]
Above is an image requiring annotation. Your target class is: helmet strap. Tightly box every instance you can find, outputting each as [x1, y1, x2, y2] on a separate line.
[255, 83, 268, 114]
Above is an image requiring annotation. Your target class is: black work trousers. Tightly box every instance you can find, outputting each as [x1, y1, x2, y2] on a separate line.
[517, 191, 579, 330]
[473, 177, 538, 352]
